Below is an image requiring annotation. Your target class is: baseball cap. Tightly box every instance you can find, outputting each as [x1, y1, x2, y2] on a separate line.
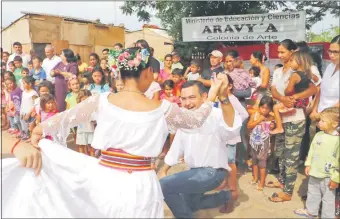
[208, 50, 223, 58]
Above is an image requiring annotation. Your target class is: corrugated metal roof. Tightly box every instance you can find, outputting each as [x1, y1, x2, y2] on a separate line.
[21, 11, 99, 24]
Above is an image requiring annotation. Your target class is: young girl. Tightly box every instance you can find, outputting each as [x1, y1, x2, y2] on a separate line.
[1, 81, 10, 130]
[20, 76, 38, 141]
[294, 107, 339, 219]
[183, 60, 201, 81]
[27, 81, 54, 133]
[248, 66, 262, 101]
[160, 80, 181, 106]
[270, 51, 316, 135]
[36, 94, 58, 141]
[88, 67, 110, 94]
[5, 77, 23, 137]
[65, 76, 81, 109]
[76, 89, 95, 156]
[247, 96, 275, 191]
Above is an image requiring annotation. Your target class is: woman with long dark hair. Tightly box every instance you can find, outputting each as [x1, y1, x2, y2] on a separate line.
[50, 49, 78, 111]
[2, 44, 228, 218]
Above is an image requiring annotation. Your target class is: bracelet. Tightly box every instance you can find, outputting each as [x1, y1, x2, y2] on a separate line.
[11, 139, 21, 154]
[220, 96, 230, 105]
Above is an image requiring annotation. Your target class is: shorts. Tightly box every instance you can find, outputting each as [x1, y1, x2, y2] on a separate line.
[251, 147, 269, 168]
[227, 144, 236, 164]
[76, 132, 94, 145]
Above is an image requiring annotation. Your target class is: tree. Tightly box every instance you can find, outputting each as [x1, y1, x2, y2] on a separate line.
[307, 25, 340, 42]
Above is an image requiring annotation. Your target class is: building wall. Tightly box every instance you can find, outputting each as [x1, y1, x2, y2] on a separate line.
[29, 15, 61, 43]
[125, 28, 173, 61]
[1, 18, 31, 53]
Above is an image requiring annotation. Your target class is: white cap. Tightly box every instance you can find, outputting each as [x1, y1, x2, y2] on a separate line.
[209, 50, 223, 58]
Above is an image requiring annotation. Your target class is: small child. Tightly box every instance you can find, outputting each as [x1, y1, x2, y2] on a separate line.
[270, 51, 316, 135]
[171, 52, 184, 72]
[294, 107, 339, 219]
[20, 76, 38, 141]
[247, 96, 275, 191]
[36, 94, 58, 141]
[76, 89, 95, 156]
[13, 56, 23, 83]
[8, 61, 15, 73]
[27, 61, 33, 72]
[65, 76, 81, 110]
[1, 81, 10, 130]
[81, 71, 92, 90]
[18, 68, 29, 91]
[249, 66, 261, 96]
[184, 60, 200, 81]
[171, 68, 186, 97]
[88, 67, 110, 94]
[30, 57, 47, 88]
[5, 76, 23, 137]
[28, 81, 54, 133]
[160, 80, 181, 106]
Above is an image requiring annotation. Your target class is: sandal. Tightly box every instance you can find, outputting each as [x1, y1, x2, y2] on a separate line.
[266, 181, 283, 189]
[294, 208, 316, 218]
[268, 192, 291, 203]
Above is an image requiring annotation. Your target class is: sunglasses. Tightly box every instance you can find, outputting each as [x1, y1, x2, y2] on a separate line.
[327, 50, 340, 55]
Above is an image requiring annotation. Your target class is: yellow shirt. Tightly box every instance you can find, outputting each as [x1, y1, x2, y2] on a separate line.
[78, 62, 88, 74]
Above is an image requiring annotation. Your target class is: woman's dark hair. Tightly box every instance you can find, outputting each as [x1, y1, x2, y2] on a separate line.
[62, 49, 77, 63]
[38, 80, 54, 96]
[275, 64, 283, 69]
[226, 74, 234, 91]
[77, 89, 92, 104]
[136, 39, 149, 49]
[22, 75, 35, 87]
[91, 66, 106, 87]
[89, 53, 100, 64]
[259, 95, 274, 110]
[331, 35, 340, 44]
[226, 50, 239, 59]
[119, 47, 151, 80]
[279, 39, 297, 51]
[249, 66, 261, 77]
[40, 94, 56, 111]
[163, 79, 175, 89]
[296, 41, 309, 53]
[164, 54, 173, 60]
[75, 54, 81, 61]
[252, 51, 267, 63]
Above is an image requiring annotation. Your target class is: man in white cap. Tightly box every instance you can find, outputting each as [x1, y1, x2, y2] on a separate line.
[198, 50, 224, 90]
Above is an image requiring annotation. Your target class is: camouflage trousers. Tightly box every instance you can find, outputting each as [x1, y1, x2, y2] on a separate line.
[275, 120, 305, 195]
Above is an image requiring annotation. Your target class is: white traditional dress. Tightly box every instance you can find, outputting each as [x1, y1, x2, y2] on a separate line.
[1, 92, 213, 218]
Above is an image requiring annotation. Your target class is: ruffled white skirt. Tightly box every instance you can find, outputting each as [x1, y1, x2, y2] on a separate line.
[1, 139, 164, 218]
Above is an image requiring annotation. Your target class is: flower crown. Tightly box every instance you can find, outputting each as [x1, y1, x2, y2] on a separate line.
[108, 48, 150, 72]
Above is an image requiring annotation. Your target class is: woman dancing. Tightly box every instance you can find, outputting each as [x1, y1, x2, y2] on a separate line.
[2, 45, 226, 218]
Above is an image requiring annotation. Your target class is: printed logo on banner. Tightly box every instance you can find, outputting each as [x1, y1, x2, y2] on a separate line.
[181, 11, 306, 42]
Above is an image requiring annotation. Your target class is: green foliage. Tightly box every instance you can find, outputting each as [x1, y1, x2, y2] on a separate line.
[307, 26, 340, 42]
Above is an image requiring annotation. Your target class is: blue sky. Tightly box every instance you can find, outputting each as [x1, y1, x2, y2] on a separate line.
[1, 1, 338, 33]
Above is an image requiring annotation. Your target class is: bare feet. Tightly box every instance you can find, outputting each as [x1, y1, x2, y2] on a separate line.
[270, 128, 284, 135]
[219, 190, 238, 214]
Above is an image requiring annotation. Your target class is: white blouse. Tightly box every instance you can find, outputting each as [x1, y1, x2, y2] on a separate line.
[318, 63, 339, 112]
[41, 92, 213, 157]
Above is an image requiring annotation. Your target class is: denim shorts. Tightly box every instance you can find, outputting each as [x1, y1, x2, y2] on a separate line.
[227, 144, 237, 164]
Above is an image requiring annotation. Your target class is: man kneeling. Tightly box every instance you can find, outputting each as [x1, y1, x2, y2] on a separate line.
[159, 78, 242, 218]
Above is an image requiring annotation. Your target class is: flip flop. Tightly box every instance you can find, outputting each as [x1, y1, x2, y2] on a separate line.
[266, 181, 283, 188]
[257, 185, 264, 191]
[294, 208, 316, 218]
[249, 180, 258, 185]
[268, 192, 291, 203]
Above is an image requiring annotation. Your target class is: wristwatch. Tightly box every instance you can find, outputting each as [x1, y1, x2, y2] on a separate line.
[220, 96, 230, 105]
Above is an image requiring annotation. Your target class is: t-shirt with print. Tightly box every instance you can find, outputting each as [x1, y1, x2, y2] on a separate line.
[10, 86, 22, 115]
[30, 68, 47, 81]
[65, 92, 78, 109]
[187, 72, 200, 81]
[13, 67, 23, 83]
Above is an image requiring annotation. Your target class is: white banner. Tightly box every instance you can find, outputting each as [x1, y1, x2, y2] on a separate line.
[182, 11, 306, 42]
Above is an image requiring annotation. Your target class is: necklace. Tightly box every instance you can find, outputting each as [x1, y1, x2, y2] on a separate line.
[119, 90, 144, 95]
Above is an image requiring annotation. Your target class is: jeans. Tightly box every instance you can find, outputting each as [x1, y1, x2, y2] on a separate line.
[20, 114, 28, 134]
[160, 167, 230, 218]
[8, 115, 22, 131]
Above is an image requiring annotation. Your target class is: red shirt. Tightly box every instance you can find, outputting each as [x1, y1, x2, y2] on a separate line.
[173, 79, 186, 97]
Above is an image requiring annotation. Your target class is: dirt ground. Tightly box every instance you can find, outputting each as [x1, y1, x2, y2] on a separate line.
[1, 130, 308, 218]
